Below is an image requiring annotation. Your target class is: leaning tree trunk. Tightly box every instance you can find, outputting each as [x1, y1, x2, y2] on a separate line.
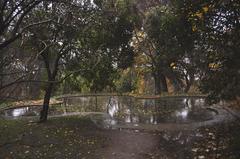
[40, 82, 54, 122]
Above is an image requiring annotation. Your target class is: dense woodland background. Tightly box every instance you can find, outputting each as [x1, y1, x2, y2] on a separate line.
[0, 0, 239, 121]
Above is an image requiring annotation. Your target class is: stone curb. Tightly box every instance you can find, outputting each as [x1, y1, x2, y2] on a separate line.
[222, 106, 240, 120]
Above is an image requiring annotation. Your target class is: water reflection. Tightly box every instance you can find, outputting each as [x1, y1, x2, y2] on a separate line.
[108, 98, 215, 124]
[3, 106, 40, 118]
[12, 107, 29, 117]
[175, 109, 189, 119]
[107, 97, 119, 117]
[1, 96, 216, 124]
[101, 96, 214, 124]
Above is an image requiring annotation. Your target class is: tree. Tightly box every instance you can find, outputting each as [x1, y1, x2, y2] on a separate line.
[20, 0, 136, 122]
[21, 0, 99, 121]
[0, 0, 52, 50]
[137, 4, 195, 94]
[65, 0, 136, 94]
[193, 0, 240, 103]
[0, 0, 56, 101]
[116, 68, 137, 93]
[170, 0, 240, 102]
[0, 38, 43, 101]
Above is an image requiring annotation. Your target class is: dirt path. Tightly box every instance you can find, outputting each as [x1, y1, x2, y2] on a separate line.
[100, 130, 162, 159]
[0, 116, 240, 159]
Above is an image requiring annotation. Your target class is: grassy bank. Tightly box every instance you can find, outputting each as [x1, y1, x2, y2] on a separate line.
[0, 116, 106, 159]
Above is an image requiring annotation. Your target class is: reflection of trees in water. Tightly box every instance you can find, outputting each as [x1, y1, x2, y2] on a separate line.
[3, 106, 41, 118]
[60, 96, 207, 124]
[3, 96, 209, 123]
[107, 96, 135, 122]
[61, 96, 109, 112]
[107, 96, 120, 117]
[113, 97, 206, 124]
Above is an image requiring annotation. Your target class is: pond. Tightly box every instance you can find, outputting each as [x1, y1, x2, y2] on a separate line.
[1, 96, 224, 125]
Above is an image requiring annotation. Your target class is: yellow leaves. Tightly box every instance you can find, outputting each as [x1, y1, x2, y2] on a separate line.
[190, 5, 210, 32]
[202, 6, 209, 13]
[136, 31, 146, 39]
[208, 63, 220, 69]
[12, 99, 62, 108]
[194, 6, 209, 19]
[138, 76, 145, 94]
[170, 63, 177, 70]
[195, 12, 203, 19]
[192, 25, 197, 32]
[198, 5, 210, 15]
[190, 5, 210, 21]
[135, 54, 149, 65]
[136, 75, 145, 95]
[170, 63, 177, 69]
[170, 63, 175, 67]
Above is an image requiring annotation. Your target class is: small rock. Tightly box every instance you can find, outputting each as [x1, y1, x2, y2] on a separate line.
[191, 148, 199, 152]
[198, 156, 205, 159]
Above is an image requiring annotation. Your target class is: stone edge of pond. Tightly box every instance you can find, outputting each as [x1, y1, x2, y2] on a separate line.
[71, 106, 235, 132]
[1, 98, 236, 132]
[108, 106, 236, 131]
[0, 102, 62, 112]
[0, 112, 108, 123]
[0, 107, 235, 132]
[221, 106, 240, 120]
[55, 94, 206, 99]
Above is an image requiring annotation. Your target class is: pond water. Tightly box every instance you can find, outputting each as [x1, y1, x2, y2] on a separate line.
[2, 106, 40, 119]
[1, 96, 219, 124]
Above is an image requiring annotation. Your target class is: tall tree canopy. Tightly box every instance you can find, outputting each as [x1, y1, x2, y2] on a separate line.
[196, 0, 240, 103]
[17, 0, 136, 121]
[0, 0, 51, 50]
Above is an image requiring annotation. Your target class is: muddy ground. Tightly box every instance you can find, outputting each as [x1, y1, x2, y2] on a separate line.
[0, 116, 240, 159]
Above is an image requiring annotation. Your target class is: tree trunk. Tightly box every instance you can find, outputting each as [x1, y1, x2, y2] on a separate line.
[160, 74, 168, 93]
[29, 69, 42, 99]
[40, 83, 53, 122]
[154, 73, 161, 95]
[164, 68, 183, 93]
[184, 73, 194, 93]
[153, 69, 168, 95]
[184, 81, 191, 93]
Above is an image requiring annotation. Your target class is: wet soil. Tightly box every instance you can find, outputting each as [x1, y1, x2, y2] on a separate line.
[0, 115, 240, 159]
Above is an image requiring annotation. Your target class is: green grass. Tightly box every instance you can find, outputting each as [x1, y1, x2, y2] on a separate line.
[0, 101, 14, 110]
[0, 116, 107, 159]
